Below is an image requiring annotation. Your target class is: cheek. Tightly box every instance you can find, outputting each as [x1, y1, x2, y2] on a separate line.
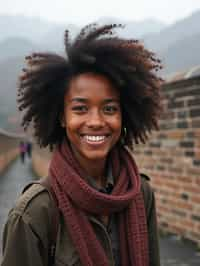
[64, 113, 83, 136]
[111, 115, 122, 134]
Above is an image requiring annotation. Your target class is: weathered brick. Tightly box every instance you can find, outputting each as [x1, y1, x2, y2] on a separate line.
[166, 131, 185, 139]
[187, 98, 200, 107]
[159, 122, 176, 130]
[181, 193, 189, 200]
[177, 121, 188, 128]
[157, 133, 167, 139]
[174, 88, 200, 98]
[193, 160, 200, 166]
[178, 219, 194, 229]
[172, 209, 186, 217]
[186, 131, 195, 138]
[194, 131, 200, 137]
[168, 100, 184, 109]
[168, 166, 183, 174]
[186, 167, 200, 176]
[169, 224, 185, 235]
[177, 111, 187, 119]
[189, 108, 200, 118]
[175, 201, 193, 211]
[191, 215, 200, 222]
[160, 221, 169, 228]
[164, 181, 180, 190]
[157, 165, 166, 171]
[160, 158, 173, 164]
[160, 111, 175, 119]
[162, 139, 178, 147]
[144, 150, 152, 155]
[185, 151, 195, 157]
[191, 195, 200, 204]
[182, 184, 200, 193]
[191, 120, 200, 128]
[178, 175, 193, 183]
[149, 141, 161, 148]
[131, 78, 200, 245]
[180, 141, 194, 148]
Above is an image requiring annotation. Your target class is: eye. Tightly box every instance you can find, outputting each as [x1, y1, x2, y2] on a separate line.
[71, 105, 88, 113]
[103, 105, 119, 114]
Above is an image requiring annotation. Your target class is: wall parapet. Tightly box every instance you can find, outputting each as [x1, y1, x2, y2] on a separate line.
[134, 76, 200, 245]
[0, 130, 22, 174]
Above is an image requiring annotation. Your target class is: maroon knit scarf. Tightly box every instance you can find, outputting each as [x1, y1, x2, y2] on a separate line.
[49, 140, 149, 266]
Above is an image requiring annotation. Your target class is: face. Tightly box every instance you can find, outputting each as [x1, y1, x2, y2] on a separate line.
[62, 72, 122, 164]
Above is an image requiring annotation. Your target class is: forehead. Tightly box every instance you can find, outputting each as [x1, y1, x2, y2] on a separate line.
[65, 72, 120, 100]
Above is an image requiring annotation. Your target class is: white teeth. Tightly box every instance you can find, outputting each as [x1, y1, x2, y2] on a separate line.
[84, 135, 106, 142]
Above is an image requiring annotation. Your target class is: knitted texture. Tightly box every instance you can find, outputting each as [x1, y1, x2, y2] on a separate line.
[49, 140, 149, 266]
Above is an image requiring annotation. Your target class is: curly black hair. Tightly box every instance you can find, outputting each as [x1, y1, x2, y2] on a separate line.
[17, 23, 163, 149]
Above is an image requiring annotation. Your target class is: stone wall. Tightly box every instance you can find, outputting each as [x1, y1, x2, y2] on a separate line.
[0, 134, 19, 174]
[134, 76, 200, 244]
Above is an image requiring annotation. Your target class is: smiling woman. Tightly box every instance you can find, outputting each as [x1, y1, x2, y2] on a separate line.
[62, 73, 122, 175]
[1, 24, 162, 266]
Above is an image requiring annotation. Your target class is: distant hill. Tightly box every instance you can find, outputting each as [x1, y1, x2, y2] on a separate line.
[0, 56, 24, 115]
[1, 11, 200, 128]
[0, 14, 167, 65]
[97, 17, 165, 38]
[160, 33, 200, 74]
[0, 14, 166, 48]
[41, 24, 79, 53]
[144, 9, 200, 53]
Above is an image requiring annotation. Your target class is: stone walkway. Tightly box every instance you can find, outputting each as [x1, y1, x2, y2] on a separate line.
[0, 157, 199, 265]
[0, 157, 36, 260]
[160, 234, 200, 265]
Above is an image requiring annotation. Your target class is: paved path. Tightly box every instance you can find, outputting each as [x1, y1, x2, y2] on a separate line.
[160, 235, 200, 266]
[0, 157, 36, 260]
[0, 157, 199, 265]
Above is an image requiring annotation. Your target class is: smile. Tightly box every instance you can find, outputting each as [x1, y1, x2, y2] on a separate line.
[81, 135, 108, 143]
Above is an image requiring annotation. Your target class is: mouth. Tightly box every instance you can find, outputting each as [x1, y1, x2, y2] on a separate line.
[80, 134, 110, 144]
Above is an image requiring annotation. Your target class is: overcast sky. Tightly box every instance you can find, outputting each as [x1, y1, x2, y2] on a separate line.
[1, 0, 200, 25]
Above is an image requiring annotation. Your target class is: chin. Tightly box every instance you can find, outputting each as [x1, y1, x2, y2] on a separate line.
[83, 150, 109, 161]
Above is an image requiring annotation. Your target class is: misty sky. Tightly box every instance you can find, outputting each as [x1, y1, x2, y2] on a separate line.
[1, 0, 200, 25]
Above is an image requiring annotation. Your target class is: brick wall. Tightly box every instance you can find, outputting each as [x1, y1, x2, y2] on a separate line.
[134, 76, 200, 244]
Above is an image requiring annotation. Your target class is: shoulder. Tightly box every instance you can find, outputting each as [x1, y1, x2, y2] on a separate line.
[8, 183, 53, 240]
[140, 173, 153, 198]
[140, 173, 155, 217]
[13, 183, 51, 216]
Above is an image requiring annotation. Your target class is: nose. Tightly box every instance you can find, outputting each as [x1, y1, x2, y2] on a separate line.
[86, 109, 105, 128]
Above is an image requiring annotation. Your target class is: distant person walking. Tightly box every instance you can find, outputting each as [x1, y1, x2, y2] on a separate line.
[19, 141, 26, 163]
[26, 141, 32, 158]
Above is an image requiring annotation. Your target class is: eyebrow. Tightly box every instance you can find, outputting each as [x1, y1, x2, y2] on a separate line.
[70, 97, 120, 103]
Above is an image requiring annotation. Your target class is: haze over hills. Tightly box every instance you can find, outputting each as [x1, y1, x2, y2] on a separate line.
[143, 10, 200, 53]
[0, 37, 39, 60]
[0, 14, 166, 55]
[0, 15, 55, 43]
[160, 32, 200, 74]
[1, 10, 200, 129]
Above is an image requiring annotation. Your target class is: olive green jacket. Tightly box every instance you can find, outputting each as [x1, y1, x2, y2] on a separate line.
[1, 176, 160, 266]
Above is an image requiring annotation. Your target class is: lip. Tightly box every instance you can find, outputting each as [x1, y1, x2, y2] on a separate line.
[80, 133, 110, 137]
[80, 134, 110, 147]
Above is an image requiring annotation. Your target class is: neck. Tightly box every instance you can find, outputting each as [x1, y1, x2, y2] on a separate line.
[71, 146, 106, 186]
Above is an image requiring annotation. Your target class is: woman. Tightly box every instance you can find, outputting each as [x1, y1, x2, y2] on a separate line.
[1, 24, 162, 266]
